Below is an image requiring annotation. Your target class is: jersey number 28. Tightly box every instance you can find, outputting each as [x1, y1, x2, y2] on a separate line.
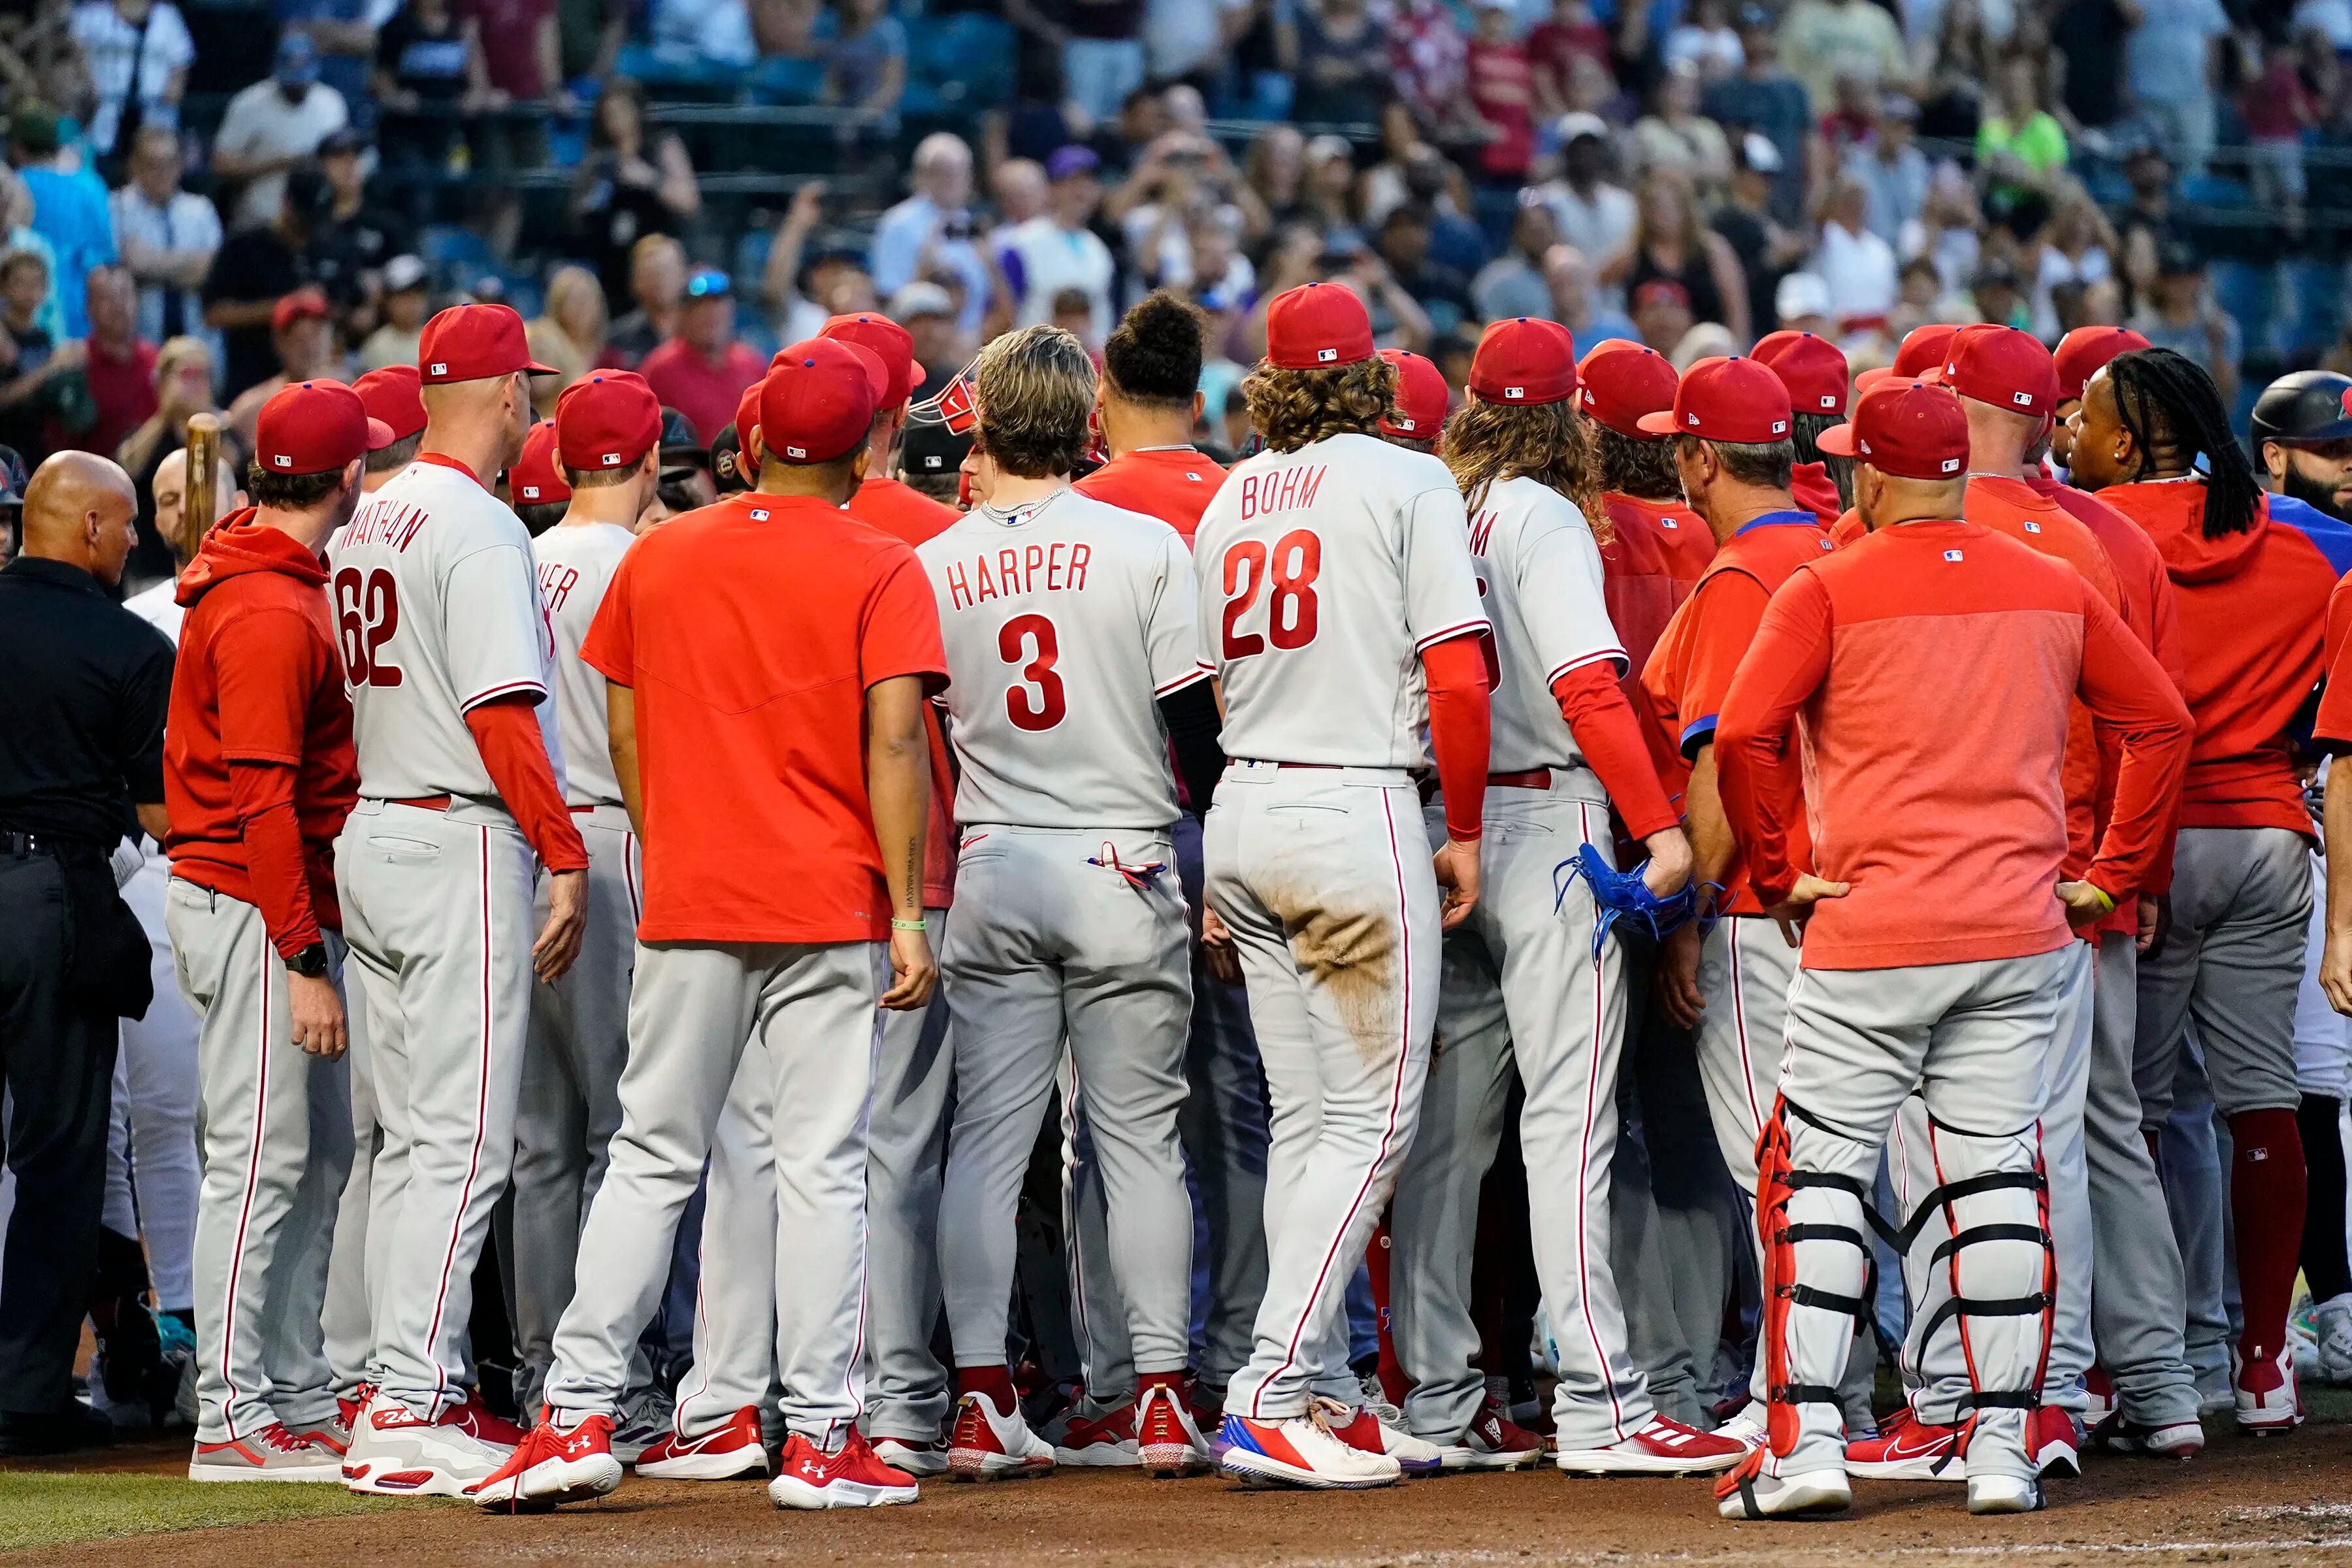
[999, 612, 1066, 731]
[333, 566, 405, 688]
[1220, 529, 1322, 659]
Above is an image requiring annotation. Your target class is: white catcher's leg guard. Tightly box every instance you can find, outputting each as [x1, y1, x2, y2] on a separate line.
[1916, 1113, 2053, 1487]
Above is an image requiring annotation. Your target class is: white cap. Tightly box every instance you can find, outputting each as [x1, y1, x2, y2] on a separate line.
[1556, 112, 1610, 144]
[384, 253, 428, 293]
[889, 280, 955, 321]
[1774, 270, 1831, 323]
[1740, 131, 1784, 174]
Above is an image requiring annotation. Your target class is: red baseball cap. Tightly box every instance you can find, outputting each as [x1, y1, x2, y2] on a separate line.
[1636, 355, 1792, 442]
[419, 302, 555, 384]
[1575, 340, 1678, 438]
[1265, 282, 1375, 370]
[1468, 317, 1578, 407]
[760, 338, 879, 465]
[554, 370, 663, 472]
[1854, 323, 1959, 395]
[819, 313, 924, 410]
[1816, 380, 1968, 481]
[731, 380, 764, 473]
[510, 418, 570, 504]
[1752, 329, 1850, 416]
[1379, 348, 1449, 438]
[2054, 325, 2151, 402]
[1922, 323, 2060, 419]
[272, 287, 329, 333]
[351, 364, 426, 442]
[254, 379, 393, 476]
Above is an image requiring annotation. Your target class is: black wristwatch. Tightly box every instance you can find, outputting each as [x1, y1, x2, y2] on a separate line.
[287, 942, 331, 979]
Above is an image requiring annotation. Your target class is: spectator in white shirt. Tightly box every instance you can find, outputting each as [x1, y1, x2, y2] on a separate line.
[70, 0, 195, 160]
[869, 131, 992, 335]
[1000, 145, 1117, 342]
[208, 33, 349, 229]
[108, 123, 220, 345]
[1810, 173, 1897, 331]
[1532, 114, 1638, 307]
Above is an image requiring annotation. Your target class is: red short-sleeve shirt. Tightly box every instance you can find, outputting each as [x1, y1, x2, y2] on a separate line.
[581, 493, 949, 945]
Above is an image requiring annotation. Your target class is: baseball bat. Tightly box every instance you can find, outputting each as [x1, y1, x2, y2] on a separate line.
[183, 412, 222, 542]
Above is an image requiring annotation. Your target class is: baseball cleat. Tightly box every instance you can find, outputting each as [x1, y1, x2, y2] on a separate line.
[2313, 1294, 2352, 1384]
[472, 1412, 623, 1511]
[608, 1386, 676, 1465]
[2083, 1367, 2115, 1429]
[1712, 1405, 1767, 1451]
[1319, 1397, 1444, 1476]
[1051, 1401, 1140, 1467]
[2093, 1415, 2204, 1458]
[188, 1423, 345, 1482]
[1558, 1414, 1746, 1477]
[448, 1390, 528, 1447]
[288, 1407, 352, 1458]
[634, 1405, 768, 1480]
[340, 1393, 515, 1498]
[2033, 1405, 2082, 1478]
[1134, 1383, 1211, 1478]
[870, 1435, 949, 1477]
[1714, 1454, 1852, 1519]
[1967, 1473, 2044, 1514]
[1434, 1393, 1543, 1472]
[947, 1392, 1055, 1481]
[1845, 1409, 1963, 1481]
[768, 1431, 918, 1509]
[1217, 1410, 1399, 1490]
[2232, 1342, 2305, 1435]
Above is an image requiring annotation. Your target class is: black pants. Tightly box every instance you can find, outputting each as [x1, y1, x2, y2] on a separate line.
[0, 850, 120, 1415]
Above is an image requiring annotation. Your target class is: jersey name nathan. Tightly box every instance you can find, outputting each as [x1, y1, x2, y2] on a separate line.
[919, 489, 1210, 830]
[1469, 476, 1626, 780]
[1193, 432, 1487, 768]
[334, 457, 568, 802]
[531, 521, 634, 808]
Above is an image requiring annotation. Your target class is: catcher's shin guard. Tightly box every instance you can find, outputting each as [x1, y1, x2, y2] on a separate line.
[1914, 1115, 2054, 1477]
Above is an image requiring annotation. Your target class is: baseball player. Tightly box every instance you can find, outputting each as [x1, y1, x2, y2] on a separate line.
[165, 381, 384, 1478]
[332, 304, 591, 1497]
[321, 361, 428, 1420]
[823, 312, 963, 1473]
[1752, 331, 1852, 522]
[2069, 347, 2352, 1433]
[1713, 380, 2191, 1519]
[1634, 357, 1838, 1443]
[508, 421, 571, 536]
[1190, 282, 1492, 1490]
[510, 371, 664, 1434]
[2049, 328, 2149, 476]
[480, 340, 943, 1512]
[1375, 348, 1452, 456]
[1385, 318, 1740, 1476]
[915, 323, 1224, 1480]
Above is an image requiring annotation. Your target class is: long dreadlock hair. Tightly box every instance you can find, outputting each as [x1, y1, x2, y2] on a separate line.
[2106, 347, 2262, 539]
[1443, 396, 1607, 540]
[1791, 411, 1857, 512]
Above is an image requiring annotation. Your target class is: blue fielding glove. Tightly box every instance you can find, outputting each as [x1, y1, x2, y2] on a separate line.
[1553, 841, 1701, 961]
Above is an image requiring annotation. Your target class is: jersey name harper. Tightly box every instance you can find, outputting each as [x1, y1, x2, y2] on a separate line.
[938, 538, 1092, 606]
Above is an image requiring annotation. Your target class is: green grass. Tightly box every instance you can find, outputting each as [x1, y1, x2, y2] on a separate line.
[0, 1472, 423, 1552]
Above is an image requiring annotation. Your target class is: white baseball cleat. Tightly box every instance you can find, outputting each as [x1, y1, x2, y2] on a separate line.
[634, 1405, 770, 1480]
[1713, 1405, 1767, 1450]
[1134, 1383, 1211, 1478]
[1967, 1473, 2044, 1514]
[1318, 1396, 1445, 1475]
[2232, 1342, 2305, 1435]
[472, 1412, 624, 1511]
[1217, 1409, 1401, 1490]
[947, 1392, 1056, 1480]
[340, 1394, 516, 1499]
[768, 1431, 919, 1509]
[2313, 1294, 2352, 1384]
[871, 1435, 949, 1477]
[1558, 1414, 1747, 1477]
[1716, 1462, 1852, 1520]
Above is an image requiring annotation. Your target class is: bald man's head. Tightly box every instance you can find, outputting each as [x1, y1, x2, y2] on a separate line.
[24, 450, 140, 585]
[152, 446, 242, 565]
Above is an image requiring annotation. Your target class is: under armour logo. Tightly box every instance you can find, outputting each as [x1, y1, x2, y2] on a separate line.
[1317, 347, 1337, 363]
[799, 1459, 825, 1477]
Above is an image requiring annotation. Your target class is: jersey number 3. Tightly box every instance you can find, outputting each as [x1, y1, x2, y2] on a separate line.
[1220, 530, 1321, 659]
[333, 566, 405, 688]
[999, 612, 1066, 731]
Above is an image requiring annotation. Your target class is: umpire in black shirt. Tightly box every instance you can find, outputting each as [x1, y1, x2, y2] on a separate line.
[0, 451, 172, 1454]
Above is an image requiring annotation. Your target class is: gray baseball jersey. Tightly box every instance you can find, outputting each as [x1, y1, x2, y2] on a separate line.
[530, 521, 634, 808]
[1192, 433, 1486, 767]
[1466, 476, 1624, 777]
[335, 457, 568, 800]
[917, 489, 1209, 830]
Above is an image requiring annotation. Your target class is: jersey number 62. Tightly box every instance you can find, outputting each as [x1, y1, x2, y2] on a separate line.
[1220, 529, 1322, 660]
[333, 566, 406, 688]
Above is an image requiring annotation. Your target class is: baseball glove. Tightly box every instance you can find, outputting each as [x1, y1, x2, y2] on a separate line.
[1554, 841, 1701, 960]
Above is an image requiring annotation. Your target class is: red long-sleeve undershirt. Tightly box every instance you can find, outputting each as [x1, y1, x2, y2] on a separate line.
[465, 696, 591, 872]
[1424, 631, 1492, 841]
[227, 764, 325, 956]
[1551, 661, 1679, 841]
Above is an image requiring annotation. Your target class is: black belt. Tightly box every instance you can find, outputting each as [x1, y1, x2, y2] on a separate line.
[1, 829, 80, 858]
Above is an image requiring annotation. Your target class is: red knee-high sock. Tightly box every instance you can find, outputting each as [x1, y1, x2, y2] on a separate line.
[958, 1365, 1017, 1417]
[2228, 1107, 2308, 1363]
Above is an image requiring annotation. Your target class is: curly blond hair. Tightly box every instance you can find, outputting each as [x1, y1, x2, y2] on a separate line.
[973, 323, 1098, 479]
[1444, 397, 1607, 540]
[1241, 355, 1398, 454]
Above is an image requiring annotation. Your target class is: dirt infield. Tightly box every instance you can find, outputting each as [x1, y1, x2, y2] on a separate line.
[10, 1420, 2352, 1566]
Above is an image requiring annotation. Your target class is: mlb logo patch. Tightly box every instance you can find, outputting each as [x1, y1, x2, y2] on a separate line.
[785, 444, 806, 459]
[1505, 386, 1525, 400]
[1395, 417, 1415, 431]
[2024, 519, 2042, 532]
[521, 484, 540, 498]
[1940, 457, 1961, 473]
[749, 508, 770, 521]
[2013, 391, 2034, 407]
[1186, 471, 1201, 480]
[1771, 419, 1788, 434]
[1944, 549, 1965, 561]
[429, 363, 447, 377]
[273, 454, 292, 468]
[1317, 347, 1337, 363]
[1819, 395, 1836, 408]
[602, 452, 621, 466]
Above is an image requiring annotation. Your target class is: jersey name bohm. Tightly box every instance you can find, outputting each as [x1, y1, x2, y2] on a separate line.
[942, 542, 1093, 610]
[341, 500, 432, 553]
[1235, 463, 1328, 521]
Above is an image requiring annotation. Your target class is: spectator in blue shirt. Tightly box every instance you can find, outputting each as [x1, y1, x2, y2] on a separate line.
[8, 106, 118, 339]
